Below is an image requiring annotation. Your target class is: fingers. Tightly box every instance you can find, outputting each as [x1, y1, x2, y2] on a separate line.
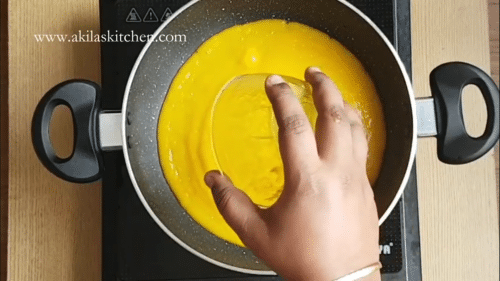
[344, 103, 369, 165]
[204, 171, 267, 248]
[265, 75, 318, 170]
[305, 67, 352, 161]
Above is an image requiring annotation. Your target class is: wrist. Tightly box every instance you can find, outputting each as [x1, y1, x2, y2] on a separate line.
[360, 270, 381, 281]
[332, 262, 382, 281]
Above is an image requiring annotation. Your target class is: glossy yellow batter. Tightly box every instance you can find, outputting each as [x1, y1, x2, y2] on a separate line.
[158, 19, 386, 247]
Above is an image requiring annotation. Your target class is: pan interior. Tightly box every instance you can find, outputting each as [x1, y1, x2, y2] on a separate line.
[124, 0, 415, 273]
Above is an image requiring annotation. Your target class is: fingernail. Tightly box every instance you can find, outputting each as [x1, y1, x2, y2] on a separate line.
[308, 67, 322, 73]
[204, 172, 216, 188]
[267, 75, 285, 86]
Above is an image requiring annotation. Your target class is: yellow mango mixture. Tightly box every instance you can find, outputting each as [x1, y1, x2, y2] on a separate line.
[158, 19, 386, 247]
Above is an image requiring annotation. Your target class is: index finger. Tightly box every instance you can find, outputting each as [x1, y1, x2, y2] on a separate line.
[265, 75, 319, 172]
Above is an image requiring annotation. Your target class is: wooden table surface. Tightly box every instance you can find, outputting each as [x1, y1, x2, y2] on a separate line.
[2, 0, 499, 280]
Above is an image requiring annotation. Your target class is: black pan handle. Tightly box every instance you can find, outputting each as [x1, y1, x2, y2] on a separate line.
[32, 80, 103, 183]
[431, 62, 500, 165]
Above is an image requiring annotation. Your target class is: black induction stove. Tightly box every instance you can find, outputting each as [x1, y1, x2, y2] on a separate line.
[99, 0, 422, 280]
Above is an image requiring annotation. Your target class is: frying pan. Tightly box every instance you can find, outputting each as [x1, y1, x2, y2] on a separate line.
[32, 0, 500, 274]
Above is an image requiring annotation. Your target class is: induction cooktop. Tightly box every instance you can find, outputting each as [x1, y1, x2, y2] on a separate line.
[99, 0, 422, 280]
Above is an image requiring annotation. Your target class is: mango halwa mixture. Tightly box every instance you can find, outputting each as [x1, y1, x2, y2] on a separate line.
[157, 19, 386, 247]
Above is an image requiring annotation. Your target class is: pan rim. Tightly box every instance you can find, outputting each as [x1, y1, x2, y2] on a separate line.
[121, 0, 418, 275]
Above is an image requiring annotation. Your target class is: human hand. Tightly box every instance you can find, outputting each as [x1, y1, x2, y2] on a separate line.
[204, 67, 381, 281]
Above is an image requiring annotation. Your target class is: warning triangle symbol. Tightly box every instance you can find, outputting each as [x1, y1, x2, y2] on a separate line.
[161, 8, 173, 22]
[143, 8, 159, 23]
[126, 8, 142, 23]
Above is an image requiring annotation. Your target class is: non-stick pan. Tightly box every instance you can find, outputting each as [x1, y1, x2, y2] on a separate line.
[32, 0, 500, 274]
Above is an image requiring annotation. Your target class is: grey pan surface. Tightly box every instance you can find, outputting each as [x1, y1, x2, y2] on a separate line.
[122, 0, 417, 274]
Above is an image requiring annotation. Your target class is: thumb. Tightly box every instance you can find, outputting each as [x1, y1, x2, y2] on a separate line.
[204, 171, 266, 246]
